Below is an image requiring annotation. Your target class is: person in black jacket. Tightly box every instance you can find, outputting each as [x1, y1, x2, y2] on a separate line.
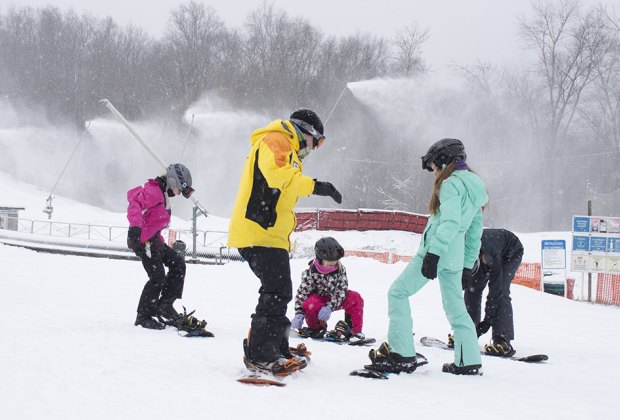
[461, 228, 524, 357]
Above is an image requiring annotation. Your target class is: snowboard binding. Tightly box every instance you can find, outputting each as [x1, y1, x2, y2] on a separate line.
[170, 306, 214, 337]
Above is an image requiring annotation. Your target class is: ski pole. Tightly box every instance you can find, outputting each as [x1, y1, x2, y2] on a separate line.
[99, 99, 209, 216]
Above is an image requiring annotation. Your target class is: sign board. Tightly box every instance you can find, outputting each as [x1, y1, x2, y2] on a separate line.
[541, 240, 566, 269]
[571, 215, 620, 273]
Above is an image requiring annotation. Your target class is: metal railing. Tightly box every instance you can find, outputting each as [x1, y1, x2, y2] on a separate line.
[0, 216, 241, 264]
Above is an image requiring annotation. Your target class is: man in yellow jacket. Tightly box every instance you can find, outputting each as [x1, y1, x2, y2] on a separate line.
[229, 108, 342, 377]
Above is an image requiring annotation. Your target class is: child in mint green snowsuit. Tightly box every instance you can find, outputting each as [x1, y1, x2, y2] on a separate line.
[371, 138, 488, 375]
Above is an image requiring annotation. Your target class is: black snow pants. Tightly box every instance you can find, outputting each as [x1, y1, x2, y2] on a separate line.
[136, 238, 185, 318]
[464, 259, 521, 341]
[239, 246, 292, 363]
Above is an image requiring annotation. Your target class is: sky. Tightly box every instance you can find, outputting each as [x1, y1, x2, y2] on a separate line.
[0, 0, 551, 72]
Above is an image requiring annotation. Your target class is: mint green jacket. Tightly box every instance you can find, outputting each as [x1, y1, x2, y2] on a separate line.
[418, 170, 489, 271]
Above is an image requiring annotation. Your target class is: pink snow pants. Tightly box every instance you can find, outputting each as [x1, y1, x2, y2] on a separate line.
[302, 290, 364, 333]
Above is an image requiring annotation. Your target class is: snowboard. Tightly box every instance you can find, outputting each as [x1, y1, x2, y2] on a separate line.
[314, 336, 377, 346]
[294, 327, 376, 346]
[350, 352, 429, 380]
[178, 329, 215, 338]
[237, 372, 287, 387]
[419, 336, 548, 363]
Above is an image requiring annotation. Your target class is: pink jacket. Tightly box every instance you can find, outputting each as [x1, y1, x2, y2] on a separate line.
[127, 179, 170, 243]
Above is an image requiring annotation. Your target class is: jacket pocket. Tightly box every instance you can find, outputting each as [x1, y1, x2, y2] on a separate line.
[245, 149, 280, 229]
[423, 223, 431, 246]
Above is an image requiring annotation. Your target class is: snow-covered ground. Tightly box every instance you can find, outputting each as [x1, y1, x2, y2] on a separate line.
[1, 175, 619, 419]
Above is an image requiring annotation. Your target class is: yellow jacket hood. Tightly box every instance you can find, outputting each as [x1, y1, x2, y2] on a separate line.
[250, 119, 302, 152]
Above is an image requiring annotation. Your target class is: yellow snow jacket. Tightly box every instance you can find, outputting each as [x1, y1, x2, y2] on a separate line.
[227, 119, 315, 251]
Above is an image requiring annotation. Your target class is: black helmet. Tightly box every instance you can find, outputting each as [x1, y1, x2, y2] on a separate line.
[290, 108, 325, 149]
[421, 138, 467, 172]
[315, 237, 344, 261]
[166, 163, 194, 198]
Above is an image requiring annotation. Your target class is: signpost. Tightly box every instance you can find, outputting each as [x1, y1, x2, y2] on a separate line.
[570, 215, 620, 301]
[541, 240, 567, 296]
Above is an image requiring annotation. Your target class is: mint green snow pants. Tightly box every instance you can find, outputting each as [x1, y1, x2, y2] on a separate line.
[387, 255, 482, 366]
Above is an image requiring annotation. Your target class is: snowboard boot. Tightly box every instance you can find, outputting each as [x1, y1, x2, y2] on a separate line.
[243, 356, 303, 378]
[484, 338, 516, 357]
[157, 301, 180, 325]
[326, 320, 353, 341]
[367, 342, 418, 373]
[298, 327, 326, 339]
[243, 338, 303, 377]
[442, 363, 483, 376]
[135, 315, 165, 330]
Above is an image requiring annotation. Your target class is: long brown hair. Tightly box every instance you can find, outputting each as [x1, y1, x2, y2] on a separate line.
[429, 162, 456, 214]
[428, 162, 486, 214]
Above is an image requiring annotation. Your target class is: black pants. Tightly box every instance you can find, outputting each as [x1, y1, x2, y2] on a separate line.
[239, 246, 292, 363]
[136, 239, 185, 318]
[464, 259, 521, 341]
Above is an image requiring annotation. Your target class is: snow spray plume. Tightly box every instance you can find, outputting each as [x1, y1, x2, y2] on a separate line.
[99, 99, 208, 217]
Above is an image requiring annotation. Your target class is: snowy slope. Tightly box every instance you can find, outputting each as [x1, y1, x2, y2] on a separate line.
[1, 176, 619, 419]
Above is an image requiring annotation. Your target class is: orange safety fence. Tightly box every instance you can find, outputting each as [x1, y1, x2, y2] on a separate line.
[513, 262, 541, 291]
[595, 273, 620, 305]
[567, 279, 575, 300]
[344, 250, 413, 264]
[345, 250, 390, 264]
[167, 230, 177, 247]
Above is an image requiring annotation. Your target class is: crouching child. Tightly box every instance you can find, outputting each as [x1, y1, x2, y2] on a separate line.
[292, 237, 365, 341]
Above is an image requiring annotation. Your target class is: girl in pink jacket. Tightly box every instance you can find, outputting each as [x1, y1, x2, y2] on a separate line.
[291, 237, 365, 340]
[126, 163, 194, 330]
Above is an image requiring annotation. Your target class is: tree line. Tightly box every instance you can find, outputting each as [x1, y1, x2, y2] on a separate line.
[0, 1, 428, 127]
[0, 0, 618, 230]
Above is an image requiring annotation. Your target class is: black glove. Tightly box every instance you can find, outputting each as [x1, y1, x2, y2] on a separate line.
[461, 268, 473, 290]
[313, 180, 342, 204]
[421, 252, 440, 279]
[476, 319, 491, 337]
[172, 239, 187, 256]
[127, 226, 142, 252]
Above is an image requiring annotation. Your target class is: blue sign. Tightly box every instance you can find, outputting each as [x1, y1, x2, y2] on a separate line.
[542, 240, 566, 249]
[573, 217, 590, 233]
[572, 236, 590, 252]
[541, 240, 566, 269]
[590, 237, 608, 253]
[608, 238, 620, 253]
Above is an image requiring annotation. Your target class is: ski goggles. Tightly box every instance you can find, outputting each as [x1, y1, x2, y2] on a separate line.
[181, 186, 194, 199]
[290, 118, 326, 149]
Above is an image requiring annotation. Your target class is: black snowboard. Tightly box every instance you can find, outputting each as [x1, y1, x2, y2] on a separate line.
[419, 336, 548, 363]
[350, 352, 428, 380]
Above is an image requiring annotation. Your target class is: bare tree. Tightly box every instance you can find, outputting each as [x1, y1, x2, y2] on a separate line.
[579, 6, 620, 150]
[519, 0, 609, 147]
[240, 1, 324, 110]
[163, 1, 227, 112]
[390, 23, 429, 77]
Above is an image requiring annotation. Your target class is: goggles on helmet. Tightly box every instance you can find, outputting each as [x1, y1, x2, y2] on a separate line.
[290, 118, 325, 149]
[172, 164, 194, 198]
[181, 186, 194, 199]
